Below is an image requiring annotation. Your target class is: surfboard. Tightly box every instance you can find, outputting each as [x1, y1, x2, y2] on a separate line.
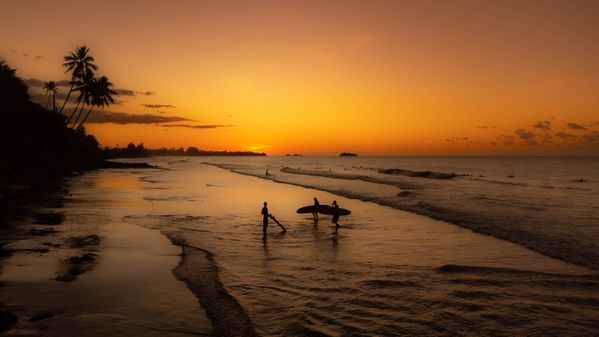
[296, 205, 351, 216]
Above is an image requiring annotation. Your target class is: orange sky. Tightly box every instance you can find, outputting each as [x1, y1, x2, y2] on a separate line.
[1, 0, 598, 155]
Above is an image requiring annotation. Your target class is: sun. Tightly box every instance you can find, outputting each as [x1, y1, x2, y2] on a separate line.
[245, 144, 267, 152]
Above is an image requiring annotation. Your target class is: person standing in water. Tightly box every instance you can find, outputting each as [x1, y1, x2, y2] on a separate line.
[332, 200, 340, 227]
[261, 202, 269, 235]
[261, 201, 286, 235]
[312, 197, 320, 222]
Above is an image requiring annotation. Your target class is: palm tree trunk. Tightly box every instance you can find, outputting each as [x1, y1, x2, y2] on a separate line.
[66, 97, 83, 124]
[76, 106, 94, 130]
[58, 83, 74, 115]
[53, 94, 56, 112]
[71, 103, 87, 128]
[45, 94, 51, 109]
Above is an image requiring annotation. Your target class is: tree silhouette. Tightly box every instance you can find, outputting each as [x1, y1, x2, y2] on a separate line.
[66, 71, 93, 126]
[59, 46, 98, 115]
[42, 81, 57, 111]
[75, 76, 116, 130]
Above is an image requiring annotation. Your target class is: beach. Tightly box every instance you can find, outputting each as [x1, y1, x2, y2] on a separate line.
[1, 157, 598, 336]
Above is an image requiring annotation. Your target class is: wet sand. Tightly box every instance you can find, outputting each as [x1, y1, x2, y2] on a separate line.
[0, 171, 211, 336]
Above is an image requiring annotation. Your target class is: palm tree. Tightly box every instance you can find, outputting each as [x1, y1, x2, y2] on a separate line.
[75, 76, 116, 130]
[42, 81, 57, 111]
[59, 46, 98, 115]
[66, 72, 93, 125]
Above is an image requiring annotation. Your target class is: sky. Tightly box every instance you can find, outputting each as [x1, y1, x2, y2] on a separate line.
[1, 0, 598, 155]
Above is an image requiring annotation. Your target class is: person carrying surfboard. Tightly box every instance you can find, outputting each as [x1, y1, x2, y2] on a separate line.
[312, 197, 320, 222]
[332, 200, 340, 227]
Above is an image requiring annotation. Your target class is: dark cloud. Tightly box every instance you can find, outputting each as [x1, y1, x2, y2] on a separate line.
[115, 89, 156, 96]
[23, 78, 70, 87]
[445, 137, 469, 144]
[514, 129, 538, 145]
[555, 131, 577, 140]
[533, 120, 551, 131]
[23, 78, 44, 87]
[34, 55, 44, 61]
[566, 122, 587, 131]
[489, 141, 498, 146]
[478, 125, 496, 129]
[143, 104, 175, 108]
[115, 89, 135, 96]
[29, 92, 68, 105]
[161, 124, 233, 129]
[86, 111, 192, 124]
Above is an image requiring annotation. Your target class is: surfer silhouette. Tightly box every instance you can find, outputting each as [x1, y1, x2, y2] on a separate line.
[261, 201, 286, 236]
[312, 197, 320, 222]
[332, 200, 340, 227]
[261, 202, 269, 235]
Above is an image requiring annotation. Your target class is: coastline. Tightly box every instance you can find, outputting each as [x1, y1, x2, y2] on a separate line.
[0, 169, 212, 336]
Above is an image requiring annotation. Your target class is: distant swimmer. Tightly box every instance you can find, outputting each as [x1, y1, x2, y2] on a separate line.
[332, 200, 340, 227]
[576, 178, 586, 183]
[312, 197, 320, 222]
[266, 169, 269, 177]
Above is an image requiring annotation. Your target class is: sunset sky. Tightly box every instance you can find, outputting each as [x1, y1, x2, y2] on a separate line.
[1, 0, 598, 155]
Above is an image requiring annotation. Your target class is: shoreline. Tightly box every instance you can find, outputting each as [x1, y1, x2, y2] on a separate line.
[0, 170, 213, 336]
[167, 238, 259, 337]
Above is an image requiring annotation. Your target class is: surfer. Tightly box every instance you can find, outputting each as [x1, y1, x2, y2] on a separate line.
[332, 200, 340, 227]
[312, 197, 320, 222]
[261, 202, 286, 235]
[261, 202, 269, 235]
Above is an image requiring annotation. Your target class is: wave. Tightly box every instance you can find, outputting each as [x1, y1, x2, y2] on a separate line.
[377, 168, 457, 179]
[279, 166, 419, 190]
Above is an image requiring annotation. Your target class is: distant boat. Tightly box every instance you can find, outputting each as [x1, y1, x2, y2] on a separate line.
[340, 152, 358, 157]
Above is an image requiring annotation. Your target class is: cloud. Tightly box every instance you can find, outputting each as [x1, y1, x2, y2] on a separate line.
[143, 104, 175, 108]
[533, 120, 552, 131]
[514, 129, 538, 145]
[555, 131, 577, 140]
[23, 78, 70, 87]
[566, 122, 587, 131]
[115, 89, 135, 96]
[7, 49, 44, 61]
[478, 125, 496, 129]
[115, 89, 156, 96]
[445, 137, 469, 144]
[86, 111, 192, 124]
[161, 124, 233, 129]
[29, 92, 68, 105]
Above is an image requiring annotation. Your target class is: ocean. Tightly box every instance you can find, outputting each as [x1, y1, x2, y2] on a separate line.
[124, 156, 598, 336]
[3, 156, 598, 336]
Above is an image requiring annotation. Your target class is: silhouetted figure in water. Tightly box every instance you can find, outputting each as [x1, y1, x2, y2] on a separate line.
[262, 202, 269, 235]
[312, 197, 320, 222]
[332, 200, 340, 227]
[266, 169, 269, 177]
[261, 202, 286, 236]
